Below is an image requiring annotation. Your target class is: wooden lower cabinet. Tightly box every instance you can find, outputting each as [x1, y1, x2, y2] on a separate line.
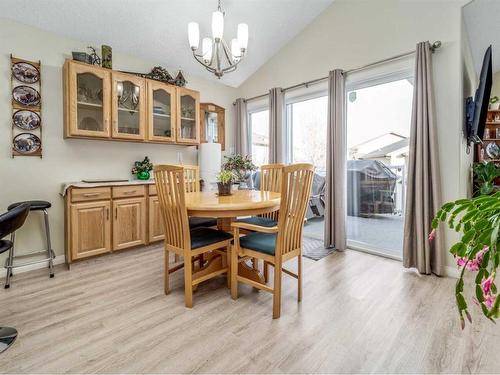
[148, 196, 165, 242]
[70, 201, 112, 260]
[113, 197, 146, 251]
[65, 183, 162, 264]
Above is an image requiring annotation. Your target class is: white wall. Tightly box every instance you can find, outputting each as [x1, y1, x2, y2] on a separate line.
[237, 0, 469, 273]
[0, 18, 238, 264]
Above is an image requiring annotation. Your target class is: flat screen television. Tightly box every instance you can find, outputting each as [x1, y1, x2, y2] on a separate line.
[467, 45, 492, 145]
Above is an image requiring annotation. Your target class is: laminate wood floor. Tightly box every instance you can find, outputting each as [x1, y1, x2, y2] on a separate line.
[1, 245, 499, 374]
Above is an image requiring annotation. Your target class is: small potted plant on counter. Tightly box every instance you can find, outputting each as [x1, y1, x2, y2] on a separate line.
[473, 161, 500, 195]
[216, 169, 236, 196]
[132, 156, 153, 180]
[222, 154, 257, 189]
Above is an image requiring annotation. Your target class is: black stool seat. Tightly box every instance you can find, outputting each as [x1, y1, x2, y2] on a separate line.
[0, 240, 13, 255]
[8, 200, 51, 211]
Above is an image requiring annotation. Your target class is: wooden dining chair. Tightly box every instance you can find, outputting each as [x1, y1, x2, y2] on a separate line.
[236, 163, 284, 228]
[154, 165, 232, 308]
[230, 163, 314, 319]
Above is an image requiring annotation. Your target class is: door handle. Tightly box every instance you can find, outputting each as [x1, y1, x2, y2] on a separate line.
[115, 207, 118, 220]
[83, 193, 100, 197]
[123, 190, 136, 195]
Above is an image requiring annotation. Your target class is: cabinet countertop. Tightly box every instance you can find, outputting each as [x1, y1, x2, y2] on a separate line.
[61, 179, 155, 197]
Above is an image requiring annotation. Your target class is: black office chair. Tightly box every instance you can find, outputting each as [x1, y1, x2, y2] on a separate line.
[0, 203, 29, 353]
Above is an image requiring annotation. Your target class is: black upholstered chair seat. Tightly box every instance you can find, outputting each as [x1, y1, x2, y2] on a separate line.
[0, 240, 13, 255]
[189, 217, 218, 229]
[8, 200, 51, 211]
[235, 216, 277, 228]
[239, 232, 277, 256]
[190, 227, 233, 250]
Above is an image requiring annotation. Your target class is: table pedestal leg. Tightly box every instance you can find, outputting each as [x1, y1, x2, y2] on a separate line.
[217, 217, 234, 232]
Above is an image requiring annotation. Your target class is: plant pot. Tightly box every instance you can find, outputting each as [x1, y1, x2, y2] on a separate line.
[217, 182, 232, 196]
[136, 171, 150, 180]
[490, 103, 500, 110]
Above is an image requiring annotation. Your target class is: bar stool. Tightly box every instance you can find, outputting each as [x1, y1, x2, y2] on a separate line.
[4, 200, 55, 288]
[0, 203, 29, 353]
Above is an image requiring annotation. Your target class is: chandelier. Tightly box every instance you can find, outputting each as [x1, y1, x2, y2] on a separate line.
[188, 0, 248, 78]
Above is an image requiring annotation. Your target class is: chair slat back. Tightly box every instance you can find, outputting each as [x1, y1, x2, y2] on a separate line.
[181, 165, 200, 193]
[276, 164, 314, 257]
[154, 165, 190, 250]
[259, 164, 284, 221]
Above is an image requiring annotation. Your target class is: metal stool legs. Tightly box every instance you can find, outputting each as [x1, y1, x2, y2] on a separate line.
[0, 326, 17, 353]
[4, 233, 15, 289]
[43, 209, 54, 278]
[4, 210, 55, 289]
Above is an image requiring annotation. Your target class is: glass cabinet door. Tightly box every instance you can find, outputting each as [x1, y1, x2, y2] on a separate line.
[111, 73, 146, 140]
[147, 81, 175, 142]
[68, 63, 110, 137]
[176, 88, 200, 144]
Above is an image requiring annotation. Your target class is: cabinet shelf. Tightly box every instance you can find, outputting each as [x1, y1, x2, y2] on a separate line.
[118, 107, 139, 113]
[153, 113, 171, 118]
[77, 101, 103, 108]
[180, 117, 195, 121]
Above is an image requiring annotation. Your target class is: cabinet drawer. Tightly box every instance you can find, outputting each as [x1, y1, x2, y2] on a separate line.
[112, 185, 145, 198]
[71, 187, 111, 203]
[149, 184, 157, 196]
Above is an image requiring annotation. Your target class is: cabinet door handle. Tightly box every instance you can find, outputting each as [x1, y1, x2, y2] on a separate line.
[106, 208, 109, 220]
[115, 207, 118, 220]
[123, 190, 136, 195]
[104, 119, 109, 132]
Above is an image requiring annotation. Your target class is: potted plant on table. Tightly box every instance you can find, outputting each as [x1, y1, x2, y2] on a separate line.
[222, 154, 257, 189]
[216, 169, 236, 196]
[131, 156, 153, 180]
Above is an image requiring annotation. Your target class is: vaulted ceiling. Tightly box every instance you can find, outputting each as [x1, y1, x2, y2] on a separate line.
[463, 0, 500, 75]
[0, 0, 334, 87]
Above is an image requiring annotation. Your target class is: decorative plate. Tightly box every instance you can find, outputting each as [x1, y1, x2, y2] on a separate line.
[13, 110, 41, 130]
[13, 133, 41, 154]
[486, 142, 500, 159]
[11, 62, 40, 84]
[12, 85, 41, 106]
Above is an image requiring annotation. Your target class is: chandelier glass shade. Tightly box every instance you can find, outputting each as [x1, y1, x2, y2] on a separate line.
[188, 1, 248, 78]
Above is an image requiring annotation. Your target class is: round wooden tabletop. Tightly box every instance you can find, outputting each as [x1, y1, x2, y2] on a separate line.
[185, 190, 281, 218]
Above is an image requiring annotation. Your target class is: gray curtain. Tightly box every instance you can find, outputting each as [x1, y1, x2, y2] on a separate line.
[324, 70, 347, 250]
[403, 41, 444, 276]
[234, 98, 250, 156]
[269, 88, 285, 163]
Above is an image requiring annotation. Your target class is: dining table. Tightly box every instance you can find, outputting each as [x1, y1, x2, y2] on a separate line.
[185, 189, 281, 286]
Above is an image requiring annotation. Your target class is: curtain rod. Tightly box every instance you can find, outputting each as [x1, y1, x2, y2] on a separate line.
[234, 41, 441, 105]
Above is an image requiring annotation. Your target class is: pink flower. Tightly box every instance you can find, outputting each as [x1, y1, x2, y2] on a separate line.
[484, 293, 496, 308]
[481, 276, 494, 295]
[466, 260, 480, 271]
[428, 229, 436, 241]
[456, 257, 467, 267]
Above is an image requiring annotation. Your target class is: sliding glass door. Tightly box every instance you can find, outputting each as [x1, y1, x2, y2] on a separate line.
[345, 71, 414, 259]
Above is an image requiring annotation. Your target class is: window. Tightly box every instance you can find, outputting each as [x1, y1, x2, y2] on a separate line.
[287, 95, 328, 175]
[249, 109, 269, 166]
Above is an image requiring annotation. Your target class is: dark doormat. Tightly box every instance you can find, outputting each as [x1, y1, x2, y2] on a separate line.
[302, 236, 335, 261]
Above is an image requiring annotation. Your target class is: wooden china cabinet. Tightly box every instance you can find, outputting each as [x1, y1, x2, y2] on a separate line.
[63, 60, 200, 145]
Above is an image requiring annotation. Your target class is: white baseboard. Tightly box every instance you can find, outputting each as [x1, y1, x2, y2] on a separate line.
[0, 255, 66, 279]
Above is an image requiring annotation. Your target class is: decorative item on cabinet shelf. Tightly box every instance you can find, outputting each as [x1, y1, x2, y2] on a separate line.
[88, 46, 101, 66]
[489, 96, 500, 111]
[145, 66, 173, 83]
[132, 156, 153, 180]
[10, 55, 42, 158]
[101, 45, 112, 69]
